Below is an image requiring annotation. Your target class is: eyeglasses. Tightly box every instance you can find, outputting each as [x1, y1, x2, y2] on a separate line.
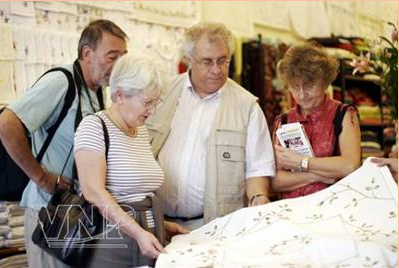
[137, 96, 162, 110]
[190, 54, 231, 70]
[121, 90, 162, 110]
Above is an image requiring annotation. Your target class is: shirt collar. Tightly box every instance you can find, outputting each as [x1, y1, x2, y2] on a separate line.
[183, 71, 222, 100]
[294, 94, 329, 123]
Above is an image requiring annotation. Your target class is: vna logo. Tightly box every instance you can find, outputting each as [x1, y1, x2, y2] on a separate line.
[37, 204, 135, 248]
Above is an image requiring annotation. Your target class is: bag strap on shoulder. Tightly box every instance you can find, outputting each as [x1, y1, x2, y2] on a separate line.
[35, 68, 76, 162]
[281, 113, 288, 125]
[333, 103, 357, 138]
[92, 114, 109, 159]
[60, 114, 109, 183]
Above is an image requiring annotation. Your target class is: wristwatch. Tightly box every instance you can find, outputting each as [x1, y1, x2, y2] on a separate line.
[300, 157, 310, 172]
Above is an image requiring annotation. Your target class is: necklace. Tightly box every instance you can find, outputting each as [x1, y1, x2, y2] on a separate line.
[105, 109, 137, 138]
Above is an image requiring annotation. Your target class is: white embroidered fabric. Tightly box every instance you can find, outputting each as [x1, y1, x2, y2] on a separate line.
[156, 158, 398, 268]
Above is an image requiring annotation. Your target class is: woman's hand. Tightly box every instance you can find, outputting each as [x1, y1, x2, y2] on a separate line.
[135, 229, 166, 259]
[274, 145, 303, 170]
[164, 220, 190, 241]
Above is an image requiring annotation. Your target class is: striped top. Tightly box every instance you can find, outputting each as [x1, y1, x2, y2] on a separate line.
[74, 111, 164, 227]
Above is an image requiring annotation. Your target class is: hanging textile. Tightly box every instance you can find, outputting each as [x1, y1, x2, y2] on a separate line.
[241, 39, 289, 128]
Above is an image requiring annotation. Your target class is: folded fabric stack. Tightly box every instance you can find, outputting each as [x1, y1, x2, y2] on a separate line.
[0, 202, 25, 250]
[361, 131, 383, 160]
[382, 106, 392, 124]
[0, 253, 28, 268]
[357, 106, 382, 125]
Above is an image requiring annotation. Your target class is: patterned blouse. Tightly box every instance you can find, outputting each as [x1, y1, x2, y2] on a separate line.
[273, 95, 356, 199]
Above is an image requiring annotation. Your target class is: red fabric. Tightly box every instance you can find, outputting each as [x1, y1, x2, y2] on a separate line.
[274, 96, 344, 199]
[178, 61, 187, 74]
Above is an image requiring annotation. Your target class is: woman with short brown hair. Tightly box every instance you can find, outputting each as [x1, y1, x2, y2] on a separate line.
[272, 43, 361, 199]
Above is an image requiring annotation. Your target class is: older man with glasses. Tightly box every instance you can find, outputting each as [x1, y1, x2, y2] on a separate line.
[146, 22, 276, 230]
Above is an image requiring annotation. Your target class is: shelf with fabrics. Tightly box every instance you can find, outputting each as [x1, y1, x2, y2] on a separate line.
[0, 247, 27, 268]
[332, 58, 395, 160]
[0, 246, 25, 258]
[0, 201, 27, 267]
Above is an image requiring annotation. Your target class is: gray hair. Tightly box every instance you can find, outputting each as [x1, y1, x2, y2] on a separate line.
[78, 19, 128, 60]
[109, 54, 163, 101]
[182, 22, 235, 57]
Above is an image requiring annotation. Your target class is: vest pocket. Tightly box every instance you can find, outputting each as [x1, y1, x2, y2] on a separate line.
[216, 145, 245, 195]
[214, 129, 246, 196]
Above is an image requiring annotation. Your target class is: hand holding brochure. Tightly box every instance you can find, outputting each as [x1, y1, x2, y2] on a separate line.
[276, 122, 314, 157]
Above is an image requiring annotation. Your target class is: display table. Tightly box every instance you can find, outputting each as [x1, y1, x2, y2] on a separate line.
[156, 158, 398, 268]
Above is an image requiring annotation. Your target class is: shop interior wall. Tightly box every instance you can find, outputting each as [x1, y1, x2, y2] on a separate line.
[0, 1, 397, 105]
[202, 1, 398, 42]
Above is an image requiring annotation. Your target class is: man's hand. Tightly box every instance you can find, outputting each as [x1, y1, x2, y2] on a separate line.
[39, 171, 71, 194]
[164, 220, 190, 241]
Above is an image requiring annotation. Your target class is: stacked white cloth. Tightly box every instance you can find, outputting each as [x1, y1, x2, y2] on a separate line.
[156, 158, 398, 268]
[0, 202, 25, 249]
[0, 253, 28, 268]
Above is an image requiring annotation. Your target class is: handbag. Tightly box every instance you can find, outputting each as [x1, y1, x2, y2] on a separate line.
[31, 114, 109, 267]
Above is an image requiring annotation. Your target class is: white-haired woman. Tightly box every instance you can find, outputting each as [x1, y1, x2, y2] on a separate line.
[74, 54, 188, 267]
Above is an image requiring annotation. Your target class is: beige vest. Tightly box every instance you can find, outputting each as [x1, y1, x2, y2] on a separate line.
[146, 74, 258, 223]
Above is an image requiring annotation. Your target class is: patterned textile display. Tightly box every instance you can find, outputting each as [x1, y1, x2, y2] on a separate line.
[156, 158, 398, 268]
[241, 40, 289, 129]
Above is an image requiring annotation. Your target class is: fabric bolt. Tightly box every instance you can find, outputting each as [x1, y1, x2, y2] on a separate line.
[5, 226, 24, 239]
[7, 204, 25, 217]
[0, 254, 28, 268]
[0, 211, 8, 224]
[0, 225, 11, 236]
[4, 238, 24, 248]
[8, 215, 24, 227]
[156, 158, 398, 268]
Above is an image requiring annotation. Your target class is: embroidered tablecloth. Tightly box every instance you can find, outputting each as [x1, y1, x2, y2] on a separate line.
[156, 158, 398, 268]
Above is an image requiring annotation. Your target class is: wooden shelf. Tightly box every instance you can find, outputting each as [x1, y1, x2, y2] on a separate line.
[360, 122, 390, 127]
[344, 75, 380, 83]
[0, 246, 25, 257]
[334, 58, 390, 152]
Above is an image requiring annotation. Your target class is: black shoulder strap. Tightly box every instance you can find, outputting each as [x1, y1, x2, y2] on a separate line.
[281, 113, 288, 125]
[93, 114, 109, 159]
[97, 89, 105, 110]
[67, 114, 109, 185]
[333, 104, 348, 138]
[35, 68, 76, 162]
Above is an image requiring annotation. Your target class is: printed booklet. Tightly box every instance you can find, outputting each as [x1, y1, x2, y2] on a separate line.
[276, 122, 314, 157]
